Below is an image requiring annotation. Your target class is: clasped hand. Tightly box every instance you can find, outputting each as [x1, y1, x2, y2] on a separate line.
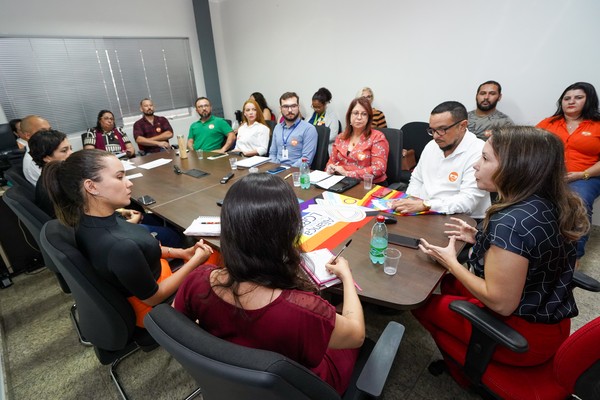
[184, 239, 214, 265]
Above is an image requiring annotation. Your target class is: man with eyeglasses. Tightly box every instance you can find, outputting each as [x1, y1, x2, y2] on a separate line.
[391, 101, 490, 219]
[187, 97, 235, 153]
[269, 92, 318, 167]
[467, 80, 514, 140]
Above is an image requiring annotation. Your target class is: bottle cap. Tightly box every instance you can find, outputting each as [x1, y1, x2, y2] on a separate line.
[376, 215, 385, 223]
[302, 157, 308, 162]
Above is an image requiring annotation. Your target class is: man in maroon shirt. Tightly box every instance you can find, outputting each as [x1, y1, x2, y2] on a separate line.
[133, 98, 174, 154]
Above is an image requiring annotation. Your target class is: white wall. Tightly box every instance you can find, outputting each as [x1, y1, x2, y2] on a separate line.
[0, 0, 205, 138]
[209, 0, 600, 129]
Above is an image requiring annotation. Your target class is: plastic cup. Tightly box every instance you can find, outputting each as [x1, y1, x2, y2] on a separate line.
[249, 167, 259, 173]
[292, 172, 301, 187]
[229, 157, 238, 170]
[197, 149, 203, 159]
[383, 248, 402, 276]
[364, 173, 374, 190]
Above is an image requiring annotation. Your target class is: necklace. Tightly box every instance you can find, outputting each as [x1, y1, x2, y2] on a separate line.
[565, 117, 582, 133]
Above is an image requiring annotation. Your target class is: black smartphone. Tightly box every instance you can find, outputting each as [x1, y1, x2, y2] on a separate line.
[267, 166, 287, 174]
[388, 233, 420, 249]
[138, 195, 156, 205]
[216, 199, 224, 207]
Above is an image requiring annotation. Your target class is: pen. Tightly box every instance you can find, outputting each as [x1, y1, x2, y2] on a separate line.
[199, 221, 220, 225]
[283, 173, 292, 180]
[331, 239, 352, 264]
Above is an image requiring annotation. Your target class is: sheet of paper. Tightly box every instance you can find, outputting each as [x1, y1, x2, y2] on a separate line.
[138, 158, 172, 170]
[309, 170, 331, 183]
[126, 173, 143, 179]
[183, 216, 221, 236]
[236, 156, 270, 168]
[314, 175, 345, 189]
[121, 160, 137, 171]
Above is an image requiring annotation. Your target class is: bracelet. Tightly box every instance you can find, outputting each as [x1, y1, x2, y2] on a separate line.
[164, 247, 171, 258]
[583, 170, 590, 180]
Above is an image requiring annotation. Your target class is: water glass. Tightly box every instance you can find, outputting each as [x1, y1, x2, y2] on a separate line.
[292, 172, 301, 187]
[197, 149, 203, 159]
[229, 157, 238, 170]
[364, 173, 374, 190]
[383, 248, 402, 276]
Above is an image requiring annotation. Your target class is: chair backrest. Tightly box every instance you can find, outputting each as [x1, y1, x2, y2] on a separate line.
[3, 186, 51, 254]
[400, 121, 431, 163]
[311, 125, 330, 171]
[378, 128, 403, 184]
[555, 316, 600, 397]
[265, 120, 277, 156]
[40, 220, 137, 351]
[145, 304, 341, 400]
[4, 166, 34, 197]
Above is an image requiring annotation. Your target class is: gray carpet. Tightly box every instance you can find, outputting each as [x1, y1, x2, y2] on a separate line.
[0, 228, 598, 399]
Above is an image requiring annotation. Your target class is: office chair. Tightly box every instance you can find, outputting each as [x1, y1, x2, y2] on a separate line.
[3, 166, 34, 198]
[312, 125, 331, 171]
[40, 220, 163, 400]
[429, 272, 600, 400]
[397, 121, 431, 184]
[378, 128, 403, 187]
[265, 120, 277, 156]
[145, 303, 405, 400]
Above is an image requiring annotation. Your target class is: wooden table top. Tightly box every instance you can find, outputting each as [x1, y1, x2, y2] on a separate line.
[127, 150, 475, 310]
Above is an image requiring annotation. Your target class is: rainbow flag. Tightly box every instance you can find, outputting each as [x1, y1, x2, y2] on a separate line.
[357, 186, 440, 216]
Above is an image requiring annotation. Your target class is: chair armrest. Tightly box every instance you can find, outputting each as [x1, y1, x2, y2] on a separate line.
[356, 321, 404, 397]
[573, 271, 600, 292]
[449, 300, 528, 385]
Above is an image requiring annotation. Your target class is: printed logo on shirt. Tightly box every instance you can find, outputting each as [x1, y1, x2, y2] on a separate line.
[582, 131, 592, 136]
[156, 127, 162, 133]
[291, 138, 299, 147]
[209, 124, 215, 129]
[358, 152, 366, 161]
[448, 172, 459, 182]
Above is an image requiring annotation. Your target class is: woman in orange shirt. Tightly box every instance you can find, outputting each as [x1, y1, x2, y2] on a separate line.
[537, 82, 600, 260]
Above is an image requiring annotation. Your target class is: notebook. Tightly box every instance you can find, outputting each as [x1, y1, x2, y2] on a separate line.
[301, 248, 341, 289]
[183, 216, 221, 236]
[235, 156, 271, 168]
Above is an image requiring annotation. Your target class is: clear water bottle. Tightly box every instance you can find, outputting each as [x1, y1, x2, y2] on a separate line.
[300, 157, 311, 189]
[370, 215, 388, 264]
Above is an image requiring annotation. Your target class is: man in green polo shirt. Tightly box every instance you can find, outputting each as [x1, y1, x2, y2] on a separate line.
[187, 97, 235, 153]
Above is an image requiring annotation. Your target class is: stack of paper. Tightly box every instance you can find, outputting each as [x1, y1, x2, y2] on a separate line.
[309, 170, 331, 184]
[314, 175, 345, 189]
[236, 156, 270, 168]
[183, 216, 221, 236]
[301, 248, 341, 289]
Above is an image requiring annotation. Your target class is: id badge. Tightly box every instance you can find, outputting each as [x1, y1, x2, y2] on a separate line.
[282, 147, 289, 160]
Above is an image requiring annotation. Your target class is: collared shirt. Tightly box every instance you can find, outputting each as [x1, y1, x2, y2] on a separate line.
[83, 127, 131, 154]
[188, 115, 232, 151]
[133, 115, 174, 153]
[22, 143, 40, 186]
[407, 130, 491, 219]
[235, 122, 270, 156]
[467, 109, 514, 140]
[269, 119, 318, 167]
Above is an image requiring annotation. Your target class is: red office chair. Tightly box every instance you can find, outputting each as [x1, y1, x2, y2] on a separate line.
[429, 271, 600, 400]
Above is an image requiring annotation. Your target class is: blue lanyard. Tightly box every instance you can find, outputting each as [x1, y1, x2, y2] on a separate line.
[282, 119, 300, 149]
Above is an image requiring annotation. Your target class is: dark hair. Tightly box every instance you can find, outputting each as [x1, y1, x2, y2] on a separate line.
[9, 118, 21, 135]
[477, 80, 502, 94]
[312, 87, 332, 104]
[551, 82, 600, 122]
[95, 110, 114, 131]
[44, 149, 113, 227]
[342, 96, 374, 140]
[140, 97, 152, 106]
[279, 92, 299, 105]
[485, 126, 589, 241]
[28, 129, 67, 168]
[431, 101, 468, 122]
[217, 174, 316, 305]
[195, 96, 209, 106]
[250, 92, 271, 113]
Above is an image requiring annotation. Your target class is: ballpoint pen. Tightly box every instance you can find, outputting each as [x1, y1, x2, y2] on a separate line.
[331, 239, 352, 264]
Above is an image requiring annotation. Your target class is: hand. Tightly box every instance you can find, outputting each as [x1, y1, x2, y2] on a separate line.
[187, 240, 214, 267]
[390, 198, 426, 214]
[326, 164, 336, 174]
[325, 256, 353, 281]
[158, 141, 171, 149]
[444, 217, 477, 244]
[214, 149, 226, 154]
[418, 237, 459, 271]
[119, 209, 142, 224]
[566, 171, 583, 183]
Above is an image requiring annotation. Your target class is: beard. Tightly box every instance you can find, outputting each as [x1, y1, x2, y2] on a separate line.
[143, 110, 154, 117]
[283, 111, 299, 123]
[477, 99, 499, 112]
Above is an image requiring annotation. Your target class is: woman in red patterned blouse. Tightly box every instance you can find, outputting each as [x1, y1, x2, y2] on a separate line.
[326, 96, 389, 184]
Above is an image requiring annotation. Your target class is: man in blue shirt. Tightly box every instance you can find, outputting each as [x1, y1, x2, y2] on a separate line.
[269, 92, 317, 167]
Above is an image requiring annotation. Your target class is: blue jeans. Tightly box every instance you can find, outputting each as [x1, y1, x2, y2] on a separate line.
[569, 177, 600, 258]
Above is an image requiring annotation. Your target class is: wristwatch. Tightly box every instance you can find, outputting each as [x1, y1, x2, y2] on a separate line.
[583, 171, 590, 180]
[422, 199, 432, 211]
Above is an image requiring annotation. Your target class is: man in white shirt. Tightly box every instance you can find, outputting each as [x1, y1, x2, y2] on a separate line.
[391, 101, 490, 219]
[21, 115, 51, 186]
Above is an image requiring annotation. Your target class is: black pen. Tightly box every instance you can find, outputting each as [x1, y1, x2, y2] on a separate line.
[331, 239, 352, 264]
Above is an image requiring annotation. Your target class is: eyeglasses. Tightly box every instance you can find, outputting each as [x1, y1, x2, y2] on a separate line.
[351, 111, 368, 119]
[281, 104, 299, 110]
[197, 104, 210, 109]
[426, 120, 464, 136]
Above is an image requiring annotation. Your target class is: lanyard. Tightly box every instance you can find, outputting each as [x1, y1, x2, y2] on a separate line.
[282, 119, 300, 149]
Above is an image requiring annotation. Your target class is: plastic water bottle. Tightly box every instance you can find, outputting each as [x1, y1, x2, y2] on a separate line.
[300, 157, 311, 189]
[370, 215, 388, 264]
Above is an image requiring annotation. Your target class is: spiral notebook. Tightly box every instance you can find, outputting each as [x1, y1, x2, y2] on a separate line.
[183, 216, 221, 236]
[301, 248, 341, 289]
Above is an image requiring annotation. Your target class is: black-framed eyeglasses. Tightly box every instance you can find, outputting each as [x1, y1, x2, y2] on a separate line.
[426, 119, 464, 136]
[281, 104, 299, 110]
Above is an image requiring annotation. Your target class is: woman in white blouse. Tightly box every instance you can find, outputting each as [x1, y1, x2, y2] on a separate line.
[232, 99, 270, 156]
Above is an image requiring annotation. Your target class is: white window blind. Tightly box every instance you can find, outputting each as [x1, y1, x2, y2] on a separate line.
[0, 37, 196, 134]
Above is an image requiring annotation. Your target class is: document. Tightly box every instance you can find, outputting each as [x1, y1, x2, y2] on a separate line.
[138, 158, 172, 170]
[236, 156, 270, 168]
[309, 170, 331, 184]
[301, 248, 341, 289]
[126, 173, 143, 179]
[183, 216, 221, 236]
[314, 175, 345, 189]
[121, 160, 137, 171]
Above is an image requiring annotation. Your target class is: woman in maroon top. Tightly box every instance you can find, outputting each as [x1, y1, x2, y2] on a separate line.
[174, 173, 365, 395]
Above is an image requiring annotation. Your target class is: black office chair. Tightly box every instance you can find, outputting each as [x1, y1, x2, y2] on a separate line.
[312, 125, 331, 171]
[397, 121, 431, 185]
[145, 303, 405, 400]
[4, 165, 34, 198]
[265, 120, 277, 156]
[378, 128, 404, 188]
[40, 220, 164, 400]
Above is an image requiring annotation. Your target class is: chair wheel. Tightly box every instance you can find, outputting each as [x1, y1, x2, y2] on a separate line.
[428, 360, 448, 376]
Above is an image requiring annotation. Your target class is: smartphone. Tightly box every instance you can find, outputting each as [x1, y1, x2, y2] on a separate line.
[267, 166, 287, 174]
[388, 233, 420, 249]
[372, 188, 393, 198]
[138, 195, 156, 205]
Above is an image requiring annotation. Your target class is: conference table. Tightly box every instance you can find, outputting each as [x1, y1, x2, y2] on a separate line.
[126, 150, 475, 311]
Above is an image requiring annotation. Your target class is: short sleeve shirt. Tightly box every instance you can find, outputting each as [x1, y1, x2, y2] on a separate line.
[188, 115, 232, 151]
[83, 127, 131, 154]
[133, 115, 173, 153]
